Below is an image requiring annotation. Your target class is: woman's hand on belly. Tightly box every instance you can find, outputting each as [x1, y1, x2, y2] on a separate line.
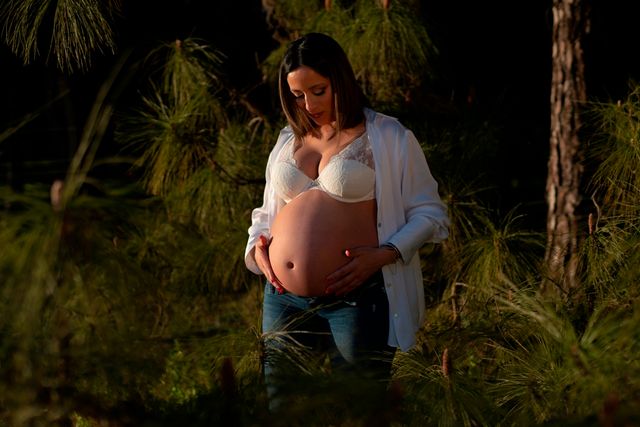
[324, 245, 398, 296]
[255, 235, 285, 293]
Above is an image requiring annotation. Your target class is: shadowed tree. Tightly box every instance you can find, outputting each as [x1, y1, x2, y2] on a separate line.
[544, 0, 589, 294]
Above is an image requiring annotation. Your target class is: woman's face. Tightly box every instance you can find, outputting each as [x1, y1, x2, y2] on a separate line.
[286, 66, 334, 126]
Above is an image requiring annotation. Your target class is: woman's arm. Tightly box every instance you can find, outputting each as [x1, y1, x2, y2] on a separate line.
[325, 118, 449, 295]
[383, 128, 449, 264]
[244, 128, 291, 276]
[245, 182, 273, 275]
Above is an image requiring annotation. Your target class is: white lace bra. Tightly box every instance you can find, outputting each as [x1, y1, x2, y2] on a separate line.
[271, 132, 376, 203]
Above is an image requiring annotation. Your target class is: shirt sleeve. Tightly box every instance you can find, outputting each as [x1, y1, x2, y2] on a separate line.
[385, 128, 449, 264]
[244, 129, 289, 275]
[244, 171, 272, 275]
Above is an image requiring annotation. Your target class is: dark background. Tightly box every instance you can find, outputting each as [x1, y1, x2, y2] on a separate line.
[1, 0, 639, 230]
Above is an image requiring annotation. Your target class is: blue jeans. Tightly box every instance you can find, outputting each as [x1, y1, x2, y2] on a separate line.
[262, 271, 396, 408]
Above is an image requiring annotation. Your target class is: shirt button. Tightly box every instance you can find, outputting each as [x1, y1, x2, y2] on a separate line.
[394, 313, 399, 318]
[377, 222, 382, 227]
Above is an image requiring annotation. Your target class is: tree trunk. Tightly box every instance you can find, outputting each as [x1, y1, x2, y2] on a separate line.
[544, 0, 588, 294]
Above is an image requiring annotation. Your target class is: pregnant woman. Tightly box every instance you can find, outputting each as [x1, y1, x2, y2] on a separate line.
[244, 33, 449, 407]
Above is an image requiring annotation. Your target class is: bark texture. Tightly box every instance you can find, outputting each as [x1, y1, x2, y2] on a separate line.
[545, 0, 588, 293]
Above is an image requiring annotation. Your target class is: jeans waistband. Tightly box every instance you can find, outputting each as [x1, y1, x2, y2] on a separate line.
[307, 270, 384, 308]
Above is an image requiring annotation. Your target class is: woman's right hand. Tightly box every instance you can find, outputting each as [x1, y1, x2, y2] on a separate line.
[255, 235, 285, 294]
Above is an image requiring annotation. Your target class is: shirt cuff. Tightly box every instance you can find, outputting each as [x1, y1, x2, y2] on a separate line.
[381, 242, 403, 263]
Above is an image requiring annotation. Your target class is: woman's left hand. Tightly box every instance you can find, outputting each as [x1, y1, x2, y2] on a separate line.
[325, 246, 396, 296]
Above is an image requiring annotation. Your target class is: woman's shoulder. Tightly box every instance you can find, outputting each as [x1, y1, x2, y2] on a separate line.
[277, 124, 294, 139]
[265, 126, 295, 165]
[273, 125, 296, 148]
[364, 108, 409, 138]
[365, 108, 409, 130]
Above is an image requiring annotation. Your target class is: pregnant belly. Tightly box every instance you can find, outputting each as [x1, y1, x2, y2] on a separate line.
[269, 190, 378, 296]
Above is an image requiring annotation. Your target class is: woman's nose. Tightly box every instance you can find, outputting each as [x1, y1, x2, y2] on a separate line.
[304, 96, 316, 112]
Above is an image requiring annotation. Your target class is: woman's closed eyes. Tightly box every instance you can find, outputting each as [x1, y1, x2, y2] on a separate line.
[293, 89, 327, 99]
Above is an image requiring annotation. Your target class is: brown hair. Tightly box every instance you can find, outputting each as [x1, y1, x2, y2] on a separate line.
[278, 33, 366, 139]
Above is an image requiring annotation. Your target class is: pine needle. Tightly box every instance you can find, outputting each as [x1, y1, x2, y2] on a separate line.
[1, 0, 118, 72]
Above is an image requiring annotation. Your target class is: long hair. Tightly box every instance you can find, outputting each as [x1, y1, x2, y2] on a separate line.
[278, 33, 366, 139]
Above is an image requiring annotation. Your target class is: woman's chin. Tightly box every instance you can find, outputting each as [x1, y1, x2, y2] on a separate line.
[310, 113, 330, 126]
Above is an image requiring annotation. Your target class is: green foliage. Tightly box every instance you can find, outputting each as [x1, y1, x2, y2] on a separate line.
[456, 210, 545, 294]
[577, 217, 634, 301]
[394, 347, 495, 426]
[260, 0, 437, 109]
[260, 1, 352, 87]
[0, 183, 168, 426]
[346, 0, 437, 107]
[4, 2, 640, 425]
[263, 0, 325, 39]
[0, 0, 118, 72]
[0, 185, 61, 337]
[488, 279, 640, 425]
[588, 84, 640, 218]
[156, 39, 225, 112]
[126, 90, 218, 196]
[119, 39, 278, 294]
[575, 84, 640, 320]
[122, 39, 226, 198]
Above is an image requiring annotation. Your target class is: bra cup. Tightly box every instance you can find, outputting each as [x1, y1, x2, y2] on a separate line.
[272, 162, 312, 203]
[318, 159, 375, 201]
[271, 132, 375, 203]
